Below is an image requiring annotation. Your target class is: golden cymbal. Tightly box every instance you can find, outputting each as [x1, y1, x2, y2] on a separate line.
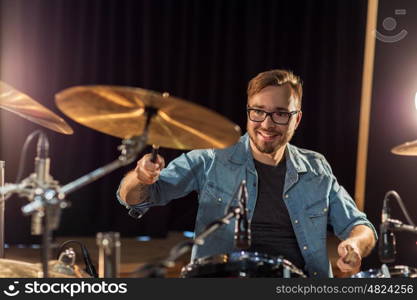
[55, 85, 241, 149]
[0, 81, 73, 134]
[391, 140, 417, 156]
[0, 259, 90, 278]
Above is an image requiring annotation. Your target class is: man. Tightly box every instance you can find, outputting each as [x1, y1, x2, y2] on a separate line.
[118, 69, 377, 277]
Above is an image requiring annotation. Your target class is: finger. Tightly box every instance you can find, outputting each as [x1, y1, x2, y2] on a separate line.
[342, 246, 355, 263]
[143, 159, 159, 171]
[344, 252, 360, 266]
[136, 154, 153, 169]
[156, 155, 165, 169]
[149, 155, 165, 170]
[337, 259, 352, 273]
[136, 172, 158, 185]
[134, 164, 157, 182]
[339, 255, 360, 272]
[147, 170, 160, 177]
[138, 168, 160, 181]
[338, 243, 348, 257]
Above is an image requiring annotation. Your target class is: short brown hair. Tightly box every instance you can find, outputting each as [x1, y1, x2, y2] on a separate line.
[247, 69, 303, 108]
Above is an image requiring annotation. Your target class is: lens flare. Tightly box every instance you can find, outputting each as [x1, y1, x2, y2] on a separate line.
[415, 92, 417, 110]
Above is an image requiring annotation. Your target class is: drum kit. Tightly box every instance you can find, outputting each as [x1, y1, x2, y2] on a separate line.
[1, 80, 417, 278]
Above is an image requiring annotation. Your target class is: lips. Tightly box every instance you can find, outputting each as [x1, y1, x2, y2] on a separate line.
[257, 130, 280, 142]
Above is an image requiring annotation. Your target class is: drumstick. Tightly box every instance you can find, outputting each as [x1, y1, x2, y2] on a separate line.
[150, 144, 160, 163]
[342, 245, 359, 266]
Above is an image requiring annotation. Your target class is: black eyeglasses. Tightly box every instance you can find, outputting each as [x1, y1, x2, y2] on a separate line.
[247, 106, 300, 125]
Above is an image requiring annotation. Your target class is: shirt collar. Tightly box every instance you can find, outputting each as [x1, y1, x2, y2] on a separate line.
[227, 133, 307, 173]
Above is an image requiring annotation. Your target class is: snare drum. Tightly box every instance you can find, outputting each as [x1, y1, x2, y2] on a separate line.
[352, 265, 417, 278]
[181, 251, 306, 278]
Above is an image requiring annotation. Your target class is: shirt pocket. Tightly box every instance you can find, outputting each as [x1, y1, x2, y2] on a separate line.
[304, 199, 328, 240]
[199, 181, 235, 224]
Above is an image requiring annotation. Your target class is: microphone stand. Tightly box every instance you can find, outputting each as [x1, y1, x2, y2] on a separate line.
[0, 110, 156, 278]
[135, 181, 250, 277]
[379, 191, 417, 265]
[386, 218, 417, 234]
[132, 209, 241, 278]
[193, 180, 250, 248]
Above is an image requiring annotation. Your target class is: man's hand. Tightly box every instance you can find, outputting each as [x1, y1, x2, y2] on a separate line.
[336, 239, 362, 273]
[134, 153, 165, 185]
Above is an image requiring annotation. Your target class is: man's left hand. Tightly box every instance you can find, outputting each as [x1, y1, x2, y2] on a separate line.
[336, 239, 362, 273]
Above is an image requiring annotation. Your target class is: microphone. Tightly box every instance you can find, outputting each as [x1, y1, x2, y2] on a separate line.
[81, 244, 98, 278]
[378, 199, 396, 263]
[32, 133, 51, 235]
[378, 223, 396, 263]
[234, 181, 251, 249]
[35, 132, 50, 185]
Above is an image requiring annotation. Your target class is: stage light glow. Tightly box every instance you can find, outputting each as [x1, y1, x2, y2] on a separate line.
[415, 92, 417, 110]
[413, 91, 417, 126]
[136, 236, 151, 242]
[183, 231, 195, 238]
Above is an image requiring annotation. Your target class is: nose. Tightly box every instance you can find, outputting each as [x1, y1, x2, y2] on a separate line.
[260, 114, 276, 129]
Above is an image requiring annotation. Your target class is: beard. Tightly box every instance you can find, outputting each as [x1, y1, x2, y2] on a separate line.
[248, 127, 294, 154]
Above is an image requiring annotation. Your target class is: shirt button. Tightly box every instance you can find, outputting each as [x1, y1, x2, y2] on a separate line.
[217, 198, 222, 203]
[303, 246, 308, 251]
[294, 220, 299, 224]
[285, 194, 289, 198]
[323, 208, 328, 212]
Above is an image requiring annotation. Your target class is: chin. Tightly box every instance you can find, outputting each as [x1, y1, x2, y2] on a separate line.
[253, 140, 278, 154]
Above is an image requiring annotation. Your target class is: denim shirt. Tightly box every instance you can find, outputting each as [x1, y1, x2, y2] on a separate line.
[117, 133, 377, 277]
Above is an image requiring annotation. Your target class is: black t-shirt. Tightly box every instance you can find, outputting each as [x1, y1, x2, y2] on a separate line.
[248, 158, 305, 270]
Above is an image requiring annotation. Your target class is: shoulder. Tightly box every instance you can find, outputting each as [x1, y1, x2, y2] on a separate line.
[288, 144, 333, 175]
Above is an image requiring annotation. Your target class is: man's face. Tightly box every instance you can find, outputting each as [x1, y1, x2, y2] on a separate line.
[247, 84, 302, 155]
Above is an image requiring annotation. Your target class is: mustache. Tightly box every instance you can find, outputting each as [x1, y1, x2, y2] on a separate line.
[256, 130, 282, 135]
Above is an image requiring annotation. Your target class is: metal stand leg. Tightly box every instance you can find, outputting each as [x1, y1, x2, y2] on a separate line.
[96, 232, 120, 278]
[283, 266, 291, 278]
[41, 208, 52, 278]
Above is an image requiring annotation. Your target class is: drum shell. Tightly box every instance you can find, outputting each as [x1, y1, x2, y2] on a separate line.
[181, 251, 305, 278]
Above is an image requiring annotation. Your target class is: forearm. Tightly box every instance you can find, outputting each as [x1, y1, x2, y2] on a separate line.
[118, 171, 151, 206]
[347, 225, 376, 257]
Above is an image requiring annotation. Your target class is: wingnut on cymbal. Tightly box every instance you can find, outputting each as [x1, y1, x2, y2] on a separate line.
[0, 81, 73, 135]
[55, 85, 241, 149]
[391, 140, 417, 156]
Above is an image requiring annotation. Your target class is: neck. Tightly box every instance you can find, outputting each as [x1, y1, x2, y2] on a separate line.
[250, 141, 286, 166]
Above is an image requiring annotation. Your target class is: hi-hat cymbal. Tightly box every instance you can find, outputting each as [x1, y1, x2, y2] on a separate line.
[0, 81, 73, 134]
[55, 85, 241, 149]
[391, 140, 417, 156]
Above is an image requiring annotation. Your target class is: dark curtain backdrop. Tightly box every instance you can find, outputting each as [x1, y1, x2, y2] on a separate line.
[1, 0, 367, 248]
[364, 0, 417, 270]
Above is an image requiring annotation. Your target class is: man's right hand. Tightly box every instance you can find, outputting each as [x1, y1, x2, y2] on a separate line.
[134, 153, 166, 185]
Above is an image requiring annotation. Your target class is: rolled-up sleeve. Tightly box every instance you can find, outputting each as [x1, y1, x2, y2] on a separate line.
[328, 177, 378, 241]
[116, 149, 209, 218]
[115, 177, 152, 219]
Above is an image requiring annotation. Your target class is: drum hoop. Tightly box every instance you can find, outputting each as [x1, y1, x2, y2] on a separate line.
[182, 251, 306, 278]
